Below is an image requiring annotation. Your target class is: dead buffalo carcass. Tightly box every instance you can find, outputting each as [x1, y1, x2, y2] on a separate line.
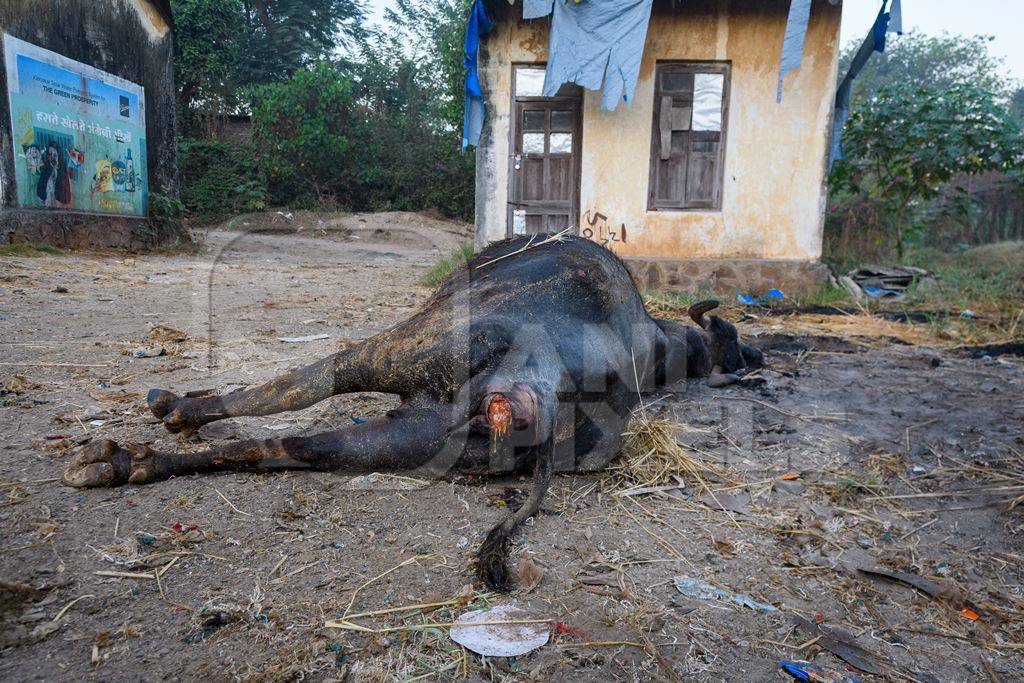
[63, 234, 762, 590]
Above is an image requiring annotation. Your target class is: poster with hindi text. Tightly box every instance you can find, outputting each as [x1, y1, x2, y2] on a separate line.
[3, 33, 148, 216]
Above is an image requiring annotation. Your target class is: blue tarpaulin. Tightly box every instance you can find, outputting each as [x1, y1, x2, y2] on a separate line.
[461, 0, 493, 150]
[777, 0, 812, 103]
[531, 0, 654, 111]
[828, 0, 903, 167]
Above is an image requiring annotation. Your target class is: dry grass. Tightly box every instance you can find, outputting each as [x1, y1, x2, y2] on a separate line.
[606, 414, 728, 495]
[0, 242, 65, 257]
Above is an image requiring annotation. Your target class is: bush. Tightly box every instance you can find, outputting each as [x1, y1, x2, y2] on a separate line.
[178, 138, 267, 219]
[250, 63, 361, 207]
[245, 60, 475, 220]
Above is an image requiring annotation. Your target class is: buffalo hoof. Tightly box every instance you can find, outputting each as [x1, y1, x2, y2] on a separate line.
[707, 372, 740, 388]
[63, 439, 161, 488]
[147, 389, 200, 435]
[740, 343, 764, 370]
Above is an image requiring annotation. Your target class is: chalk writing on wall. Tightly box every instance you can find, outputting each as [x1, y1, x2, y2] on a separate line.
[581, 209, 628, 246]
[3, 33, 148, 216]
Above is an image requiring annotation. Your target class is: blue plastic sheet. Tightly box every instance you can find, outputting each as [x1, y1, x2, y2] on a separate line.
[540, 0, 654, 111]
[776, 0, 812, 103]
[862, 285, 903, 299]
[461, 0, 493, 150]
[779, 660, 862, 683]
[828, 0, 903, 166]
[737, 289, 784, 306]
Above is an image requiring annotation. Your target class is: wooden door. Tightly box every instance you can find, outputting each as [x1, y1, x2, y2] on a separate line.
[508, 66, 582, 236]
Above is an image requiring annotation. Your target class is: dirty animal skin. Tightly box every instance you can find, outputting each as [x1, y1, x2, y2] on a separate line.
[63, 235, 763, 590]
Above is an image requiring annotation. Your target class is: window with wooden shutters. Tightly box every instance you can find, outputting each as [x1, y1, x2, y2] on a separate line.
[648, 63, 729, 211]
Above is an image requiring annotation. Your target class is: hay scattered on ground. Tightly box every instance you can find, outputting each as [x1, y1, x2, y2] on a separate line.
[644, 288, 1022, 348]
[607, 414, 727, 494]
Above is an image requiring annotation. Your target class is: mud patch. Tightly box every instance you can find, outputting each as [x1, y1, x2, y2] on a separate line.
[750, 331, 865, 355]
[955, 341, 1024, 358]
[765, 305, 940, 324]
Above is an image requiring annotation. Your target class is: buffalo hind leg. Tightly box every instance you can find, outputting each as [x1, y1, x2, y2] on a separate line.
[64, 401, 450, 488]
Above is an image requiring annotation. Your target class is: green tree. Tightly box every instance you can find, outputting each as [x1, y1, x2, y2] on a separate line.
[350, 30, 475, 217]
[170, 0, 245, 133]
[237, 0, 368, 87]
[832, 81, 1024, 258]
[1010, 87, 1024, 128]
[177, 139, 267, 217]
[250, 63, 362, 205]
[170, 0, 367, 127]
[839, 32, 1013, 103]
[176, 0, 476, 219]
[378, 0, 472, 130]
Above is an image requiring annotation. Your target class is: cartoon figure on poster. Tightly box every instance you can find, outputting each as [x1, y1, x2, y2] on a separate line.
[22, 143, 42, 173]
[36, 140, 73, 207]
[4, 33, 148, 216]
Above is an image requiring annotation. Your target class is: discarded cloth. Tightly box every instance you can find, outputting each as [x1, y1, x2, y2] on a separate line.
[461, 0, 493, 149]
[862, 286, 904, 299]
[829, 0, 903, 166]
[523, 0, 554, 20]
[674, 575, 778, 612]
[776, 0, 812, 102]
[888, 0, 903, 34]
[540, 0, 654, 111]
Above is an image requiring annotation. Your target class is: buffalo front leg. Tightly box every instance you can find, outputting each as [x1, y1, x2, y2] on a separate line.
[148, 344, 382, 435]
[64, 401, 452, 488]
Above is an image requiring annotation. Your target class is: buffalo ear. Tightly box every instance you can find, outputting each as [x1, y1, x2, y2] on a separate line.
[687, 299, 719, 329]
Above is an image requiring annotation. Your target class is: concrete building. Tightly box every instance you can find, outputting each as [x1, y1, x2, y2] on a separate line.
[473, 0, 842, 293]
[0, 0, 184, 248]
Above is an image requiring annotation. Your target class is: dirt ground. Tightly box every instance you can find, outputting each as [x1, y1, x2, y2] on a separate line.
[1, 213, 1023, 682]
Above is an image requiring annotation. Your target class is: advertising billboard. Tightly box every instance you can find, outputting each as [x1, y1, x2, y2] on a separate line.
[3, 33, 148, 216]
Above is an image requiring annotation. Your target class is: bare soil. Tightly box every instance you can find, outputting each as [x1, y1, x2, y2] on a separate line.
[1, 213, 1022, 682]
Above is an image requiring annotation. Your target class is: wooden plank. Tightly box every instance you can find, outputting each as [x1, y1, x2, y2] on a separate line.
[684, 151, 718, 207]
[659, 95, 673, 160]
[521, 157, 545, 201]
[525, 213, 545, 234]
[548, 156, 573, 202]
[671, 106, 692, 131]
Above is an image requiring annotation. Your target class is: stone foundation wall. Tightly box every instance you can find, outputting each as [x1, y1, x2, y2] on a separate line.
[626, 257, 833, 295]
[1, 209, 184, 250]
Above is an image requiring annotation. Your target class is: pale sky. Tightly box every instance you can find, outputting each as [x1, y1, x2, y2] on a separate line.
[839, 0, 1023, 82]
[365, 0, 1024, 82]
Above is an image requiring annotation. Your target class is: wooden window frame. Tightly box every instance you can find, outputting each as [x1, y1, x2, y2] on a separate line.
[647, 61, 731, 212]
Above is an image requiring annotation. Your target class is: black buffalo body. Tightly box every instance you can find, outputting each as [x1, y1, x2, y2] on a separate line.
[64, 234, 762, 589]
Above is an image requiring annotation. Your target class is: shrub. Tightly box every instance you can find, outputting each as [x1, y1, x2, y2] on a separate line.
[178, 139, 267, 219]
[250, 63, 361, 207]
